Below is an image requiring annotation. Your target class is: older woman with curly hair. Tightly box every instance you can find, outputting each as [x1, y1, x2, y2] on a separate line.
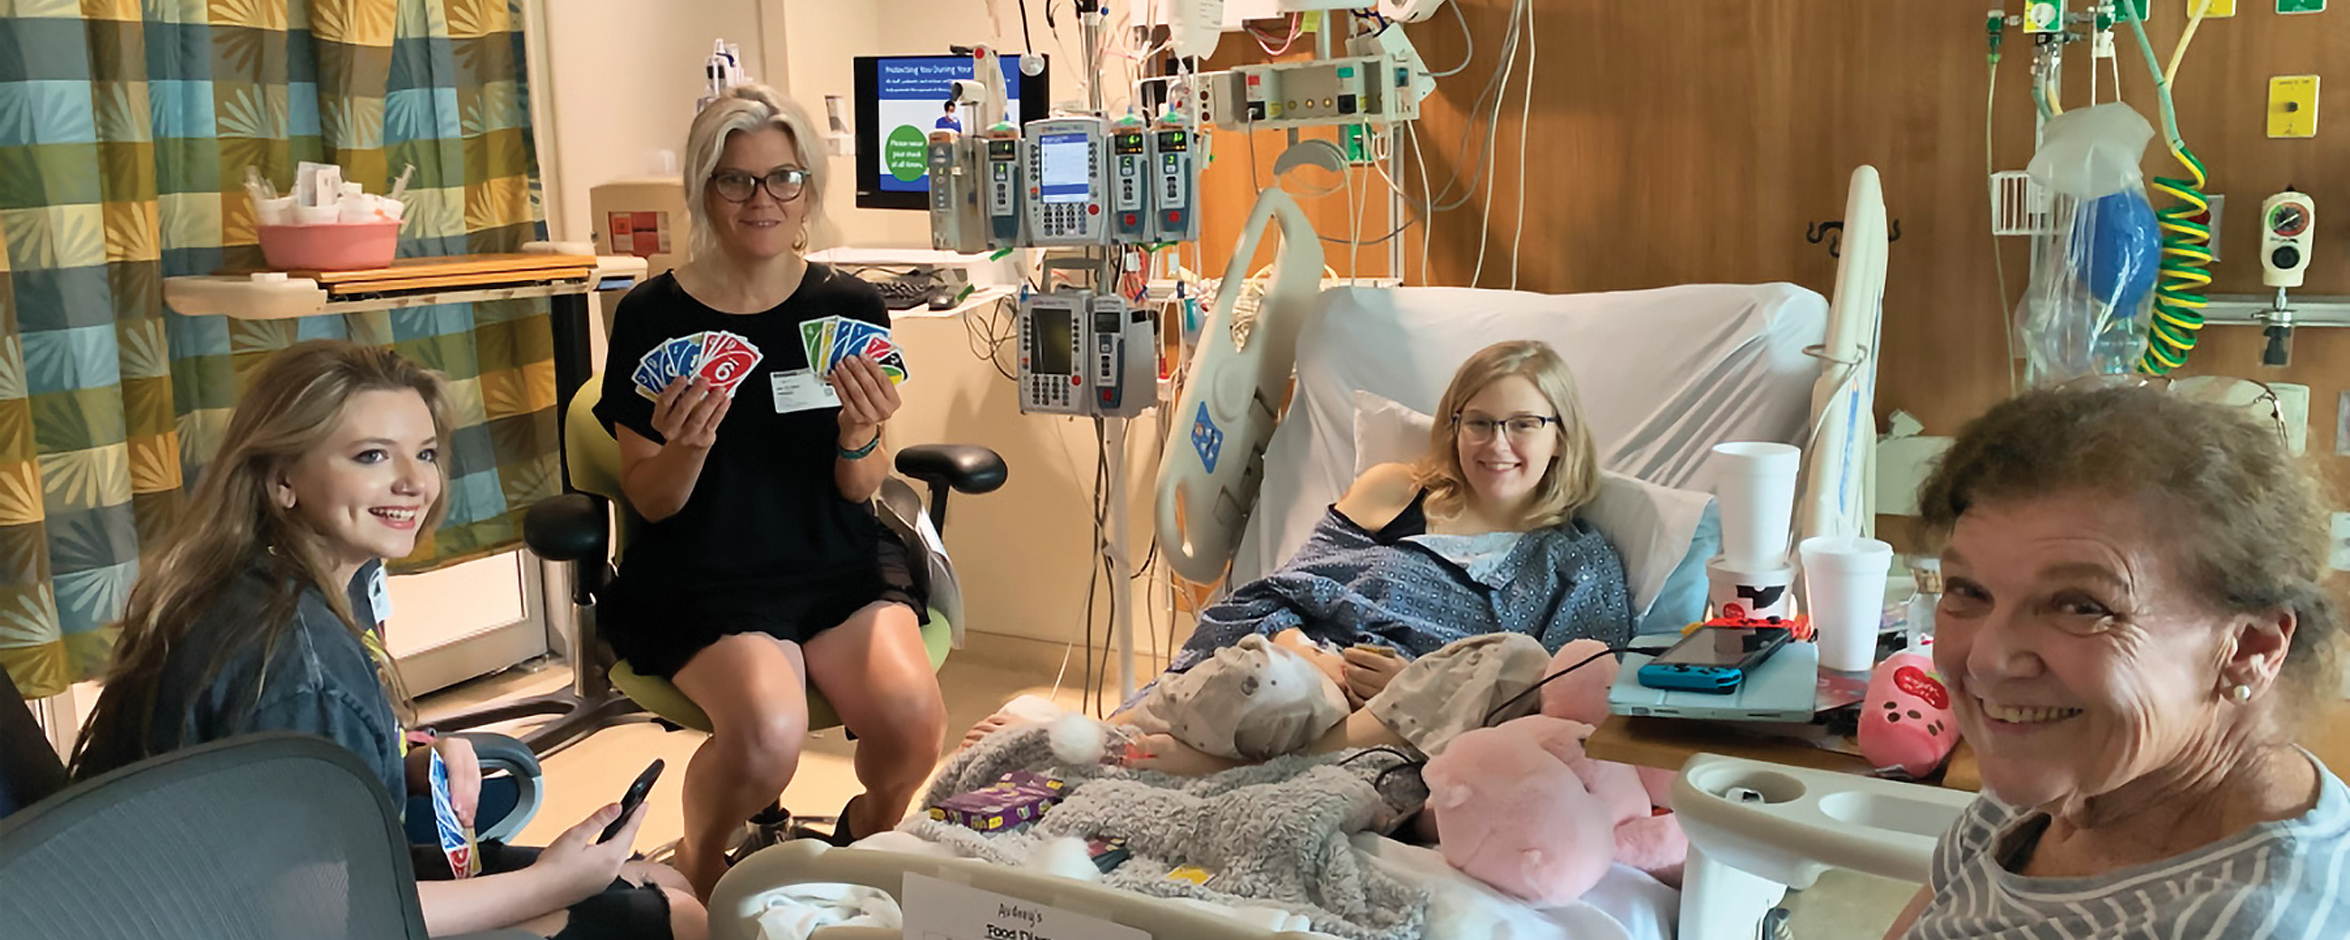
[1886, 385, 2348, 939]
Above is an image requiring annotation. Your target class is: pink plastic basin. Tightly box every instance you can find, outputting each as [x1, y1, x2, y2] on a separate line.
[257, 221, 401, 271]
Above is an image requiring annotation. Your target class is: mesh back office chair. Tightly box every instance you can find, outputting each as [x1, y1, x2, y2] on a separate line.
[0, 732, 533, 940]
[521, 376, 1004, 835]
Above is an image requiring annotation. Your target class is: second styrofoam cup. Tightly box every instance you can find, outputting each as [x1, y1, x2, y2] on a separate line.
[1801, 535, 1895, 672]
[1712, 441, 1801, 571]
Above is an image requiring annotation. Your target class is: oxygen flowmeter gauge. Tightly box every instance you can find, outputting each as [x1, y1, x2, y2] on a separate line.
[2262, 190, 2315, 289]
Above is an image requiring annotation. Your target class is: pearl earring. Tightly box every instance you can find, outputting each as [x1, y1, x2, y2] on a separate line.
[2229, 684, 2253, 703]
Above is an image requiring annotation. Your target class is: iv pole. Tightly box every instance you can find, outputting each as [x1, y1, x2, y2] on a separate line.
[1076, 1, 1139, 704]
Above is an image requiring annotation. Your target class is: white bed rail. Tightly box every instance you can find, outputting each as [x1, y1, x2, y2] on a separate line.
[1155, 187, 1327, 585]
[1795, 165, 1889, 547]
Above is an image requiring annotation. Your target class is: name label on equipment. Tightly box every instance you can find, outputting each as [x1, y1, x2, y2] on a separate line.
[900, 873, 1148, 940]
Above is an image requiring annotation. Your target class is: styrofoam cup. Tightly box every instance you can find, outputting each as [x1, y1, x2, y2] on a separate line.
[1707, 556, 1797, 621]
[1712, 442, 1801, 570]
[256, 196, 296, 226]
[1801, 535, 1895, 672]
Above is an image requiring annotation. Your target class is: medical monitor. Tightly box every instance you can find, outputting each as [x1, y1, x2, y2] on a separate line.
[1030, 305, 1076, 376]
[853, 54, 1049, 210]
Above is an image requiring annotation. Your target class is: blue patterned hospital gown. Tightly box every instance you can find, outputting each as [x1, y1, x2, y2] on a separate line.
[1171, 505, 1632, 674]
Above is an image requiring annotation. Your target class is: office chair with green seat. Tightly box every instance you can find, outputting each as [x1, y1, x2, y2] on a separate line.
[522, 374, 1004, 843]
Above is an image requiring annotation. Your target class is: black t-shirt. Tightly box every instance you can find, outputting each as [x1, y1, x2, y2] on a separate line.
[595, 264, 891, 580]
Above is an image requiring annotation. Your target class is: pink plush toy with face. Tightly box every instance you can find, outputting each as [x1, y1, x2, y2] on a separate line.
[1423, 639, 1688, 906]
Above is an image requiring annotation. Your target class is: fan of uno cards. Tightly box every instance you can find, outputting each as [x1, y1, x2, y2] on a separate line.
[798, 315, 908, 385]
[633, 330, 764, 401]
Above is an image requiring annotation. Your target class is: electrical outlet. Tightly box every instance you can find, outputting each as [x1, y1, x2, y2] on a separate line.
[2331, 512, 2350, 572]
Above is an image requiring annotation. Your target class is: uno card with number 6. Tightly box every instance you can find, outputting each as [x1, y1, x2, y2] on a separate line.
[695, 331, 764, 395]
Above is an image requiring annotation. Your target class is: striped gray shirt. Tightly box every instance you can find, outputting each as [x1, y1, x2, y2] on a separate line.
[1904, 752, 2349, 940]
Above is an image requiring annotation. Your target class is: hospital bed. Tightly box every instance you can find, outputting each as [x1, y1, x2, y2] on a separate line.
[707, 167, 1973, 940]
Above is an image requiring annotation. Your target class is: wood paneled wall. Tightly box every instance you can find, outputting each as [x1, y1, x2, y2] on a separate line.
[1192, 3, 2350, 520]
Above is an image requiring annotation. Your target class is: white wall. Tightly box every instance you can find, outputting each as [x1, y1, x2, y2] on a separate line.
[534, 0, 774, 243]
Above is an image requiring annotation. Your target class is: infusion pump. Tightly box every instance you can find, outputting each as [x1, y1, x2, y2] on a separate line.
[929, 115, 1202, 250]
[1018, 289, 1157, 418]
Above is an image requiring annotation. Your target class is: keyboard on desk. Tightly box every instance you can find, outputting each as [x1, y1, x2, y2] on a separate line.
[873, 273, 944, 311]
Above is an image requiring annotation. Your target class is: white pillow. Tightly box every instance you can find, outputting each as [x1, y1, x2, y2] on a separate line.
[1350, 390, 1715, 628]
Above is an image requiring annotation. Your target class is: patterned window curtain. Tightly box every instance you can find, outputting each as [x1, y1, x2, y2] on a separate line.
[0, 0, 558, 699]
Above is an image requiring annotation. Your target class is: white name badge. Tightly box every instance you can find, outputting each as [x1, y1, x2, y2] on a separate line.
[769, 369, 840, 414]
[366, 563, 391, 625]
[901, 873, 1147, 940]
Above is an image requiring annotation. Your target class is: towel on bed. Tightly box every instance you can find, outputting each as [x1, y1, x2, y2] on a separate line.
[901, 723, 1433, 940]
[1174, 508, 1631, 675]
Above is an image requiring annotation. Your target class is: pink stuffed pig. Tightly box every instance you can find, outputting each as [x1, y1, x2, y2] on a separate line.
[1422, 641, 1688, 905]
[1424, 717, 1627, 906]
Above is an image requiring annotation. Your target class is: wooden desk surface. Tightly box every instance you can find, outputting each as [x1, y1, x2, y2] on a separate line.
[1594, 697, 2350, 793]
[1588, 714, 1982, 792]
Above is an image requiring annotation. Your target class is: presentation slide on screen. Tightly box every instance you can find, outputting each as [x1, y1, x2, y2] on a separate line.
[874, 57, 1024, 194]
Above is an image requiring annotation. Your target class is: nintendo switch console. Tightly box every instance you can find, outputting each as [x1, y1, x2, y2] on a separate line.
[1609, 639, 1819, 722]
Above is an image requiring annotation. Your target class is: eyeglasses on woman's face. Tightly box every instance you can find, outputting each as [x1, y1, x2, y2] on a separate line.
[1452, 412, 1560, 444]
[710, 166, 809, 203]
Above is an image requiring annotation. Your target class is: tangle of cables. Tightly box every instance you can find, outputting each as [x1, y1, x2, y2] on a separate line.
[2125, 5, 2213, 375]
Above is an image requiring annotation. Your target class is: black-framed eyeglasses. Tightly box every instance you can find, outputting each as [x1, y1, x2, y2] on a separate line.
[1451, 413, 1561, 443]
[710, 167, 810, 203]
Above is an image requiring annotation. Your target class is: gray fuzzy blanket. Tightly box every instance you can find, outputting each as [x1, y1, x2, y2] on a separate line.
[898, 724, 1433, 940]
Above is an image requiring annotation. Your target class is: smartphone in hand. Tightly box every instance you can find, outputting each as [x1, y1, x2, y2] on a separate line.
[598, 759, 665, 844]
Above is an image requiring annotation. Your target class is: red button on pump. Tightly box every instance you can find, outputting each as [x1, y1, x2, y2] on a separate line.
[1069, 375, 1082, 386]
[1122, 212, 1137, 225]
[1088, 204, 1100, 215]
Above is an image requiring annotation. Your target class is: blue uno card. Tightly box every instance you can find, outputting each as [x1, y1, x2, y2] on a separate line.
[663, 333, 707, 385]
[633, 348, 669, 400]
[427, 749, 480, 878]
[827, 319, 887, 372]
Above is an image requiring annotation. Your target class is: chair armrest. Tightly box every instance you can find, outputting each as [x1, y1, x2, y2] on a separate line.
[450, 732, 540, 781]
[448, 732, 544, 843]
[524, 493, 609, 562]
[895, 444, 1007, 495]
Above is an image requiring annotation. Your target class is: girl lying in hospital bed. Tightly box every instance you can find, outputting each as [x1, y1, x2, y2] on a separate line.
[968, 340, 1635, 771]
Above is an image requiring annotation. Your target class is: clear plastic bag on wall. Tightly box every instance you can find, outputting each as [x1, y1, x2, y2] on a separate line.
[2016, 104, 2163, 386]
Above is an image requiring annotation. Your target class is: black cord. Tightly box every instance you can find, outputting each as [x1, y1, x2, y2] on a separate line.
[1333, 744, 1427, 792]
[1478, 646, 1625, 728]
[1017, 0, 1037, 53]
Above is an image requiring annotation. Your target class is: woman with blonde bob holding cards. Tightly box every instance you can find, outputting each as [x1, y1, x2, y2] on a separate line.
[73, 341, 705, 940]
[594, 83, 944, 897]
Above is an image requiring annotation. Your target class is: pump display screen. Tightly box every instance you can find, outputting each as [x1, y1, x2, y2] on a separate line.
[1031, 307, 1075, 375]
[1037, 133, 1092, 204]
[1157, 130, 1189, 151]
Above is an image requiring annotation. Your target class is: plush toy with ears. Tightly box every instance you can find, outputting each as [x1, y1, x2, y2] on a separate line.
[1422, 639, 1688, 906]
